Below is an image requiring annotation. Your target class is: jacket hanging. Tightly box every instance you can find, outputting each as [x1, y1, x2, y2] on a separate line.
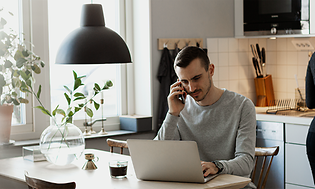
[157, 47, 177, 132]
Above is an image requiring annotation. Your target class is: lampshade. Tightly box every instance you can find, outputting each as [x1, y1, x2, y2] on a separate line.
[55, 4, 132, 64]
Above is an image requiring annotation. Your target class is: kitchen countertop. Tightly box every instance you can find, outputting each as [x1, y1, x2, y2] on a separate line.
[255, 107, 314, 125]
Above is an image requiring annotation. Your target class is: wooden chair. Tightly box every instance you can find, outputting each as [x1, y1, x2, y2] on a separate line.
[25, 171, 76, 189]
[251, 146, 279, 189]
[106, 138, 128, 154]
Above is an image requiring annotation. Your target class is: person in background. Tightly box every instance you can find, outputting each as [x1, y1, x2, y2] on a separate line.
[306, 52, 315, 184]
[154, 46, 256, 188]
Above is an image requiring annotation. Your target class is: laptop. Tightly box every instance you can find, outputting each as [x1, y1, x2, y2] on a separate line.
[127, 139, 218, 183]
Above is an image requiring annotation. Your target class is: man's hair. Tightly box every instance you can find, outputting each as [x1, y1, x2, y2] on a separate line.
[174, 46, 210, 71]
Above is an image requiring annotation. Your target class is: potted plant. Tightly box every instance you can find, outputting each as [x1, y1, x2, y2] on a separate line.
[25, 70, 113, 166]
[0, 8, 45, 144]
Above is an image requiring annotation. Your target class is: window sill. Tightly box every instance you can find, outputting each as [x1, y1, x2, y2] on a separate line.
[7, 130, 138, 147]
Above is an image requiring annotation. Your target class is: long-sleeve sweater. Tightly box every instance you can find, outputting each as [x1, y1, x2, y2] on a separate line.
[154, 89, 256, 188]
[306, 53, 315, 132]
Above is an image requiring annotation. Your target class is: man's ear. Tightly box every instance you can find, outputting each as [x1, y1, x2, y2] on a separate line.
[208, 64, 215, 76]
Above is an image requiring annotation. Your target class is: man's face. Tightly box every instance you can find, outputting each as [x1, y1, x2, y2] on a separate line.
[175, 58, 213, 102]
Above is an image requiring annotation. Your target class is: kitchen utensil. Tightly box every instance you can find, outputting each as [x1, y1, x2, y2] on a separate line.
[261, 47, 266, 77]
[256, 44, 261, 60]
[252, 57, 259, 77]
[254, 58, 262, 77]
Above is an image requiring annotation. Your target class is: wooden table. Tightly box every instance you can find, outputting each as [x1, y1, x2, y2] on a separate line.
[0, 149, 251, 189]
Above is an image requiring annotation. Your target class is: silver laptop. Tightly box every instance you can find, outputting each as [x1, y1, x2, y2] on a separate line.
[127, 139, 218, 183]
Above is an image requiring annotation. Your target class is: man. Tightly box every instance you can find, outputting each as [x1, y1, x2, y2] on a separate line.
[154, 46, 256, 188]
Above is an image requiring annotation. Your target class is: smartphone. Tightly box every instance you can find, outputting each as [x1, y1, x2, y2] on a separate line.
[178, 84, 186, 104]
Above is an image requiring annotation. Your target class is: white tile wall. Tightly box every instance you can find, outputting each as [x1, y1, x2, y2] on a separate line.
[207, 37, 313, 105]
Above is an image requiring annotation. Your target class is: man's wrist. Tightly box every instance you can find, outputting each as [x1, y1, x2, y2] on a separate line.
[168, 112, 180, 117]
[212, 161, 224, 174]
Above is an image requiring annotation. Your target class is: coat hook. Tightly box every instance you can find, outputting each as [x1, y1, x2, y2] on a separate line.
[163, 41, 169, 48]
[196, 40, 201, 47]
[185, 40, 190, 47]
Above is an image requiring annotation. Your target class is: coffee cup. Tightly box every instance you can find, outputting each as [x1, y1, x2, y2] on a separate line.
[109, 160, 128, 178]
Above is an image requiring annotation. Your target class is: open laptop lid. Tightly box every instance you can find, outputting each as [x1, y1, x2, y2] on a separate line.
[127, 139, 217, 183]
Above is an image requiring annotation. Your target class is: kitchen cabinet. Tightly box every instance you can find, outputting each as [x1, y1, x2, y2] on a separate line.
[285, 124, 314, 188]
[234, 0, 315, 38]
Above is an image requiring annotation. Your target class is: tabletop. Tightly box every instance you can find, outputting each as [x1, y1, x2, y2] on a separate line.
[0, 149, 251, 189]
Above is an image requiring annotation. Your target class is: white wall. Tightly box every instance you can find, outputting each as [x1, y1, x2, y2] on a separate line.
[151, 0, 235, 131]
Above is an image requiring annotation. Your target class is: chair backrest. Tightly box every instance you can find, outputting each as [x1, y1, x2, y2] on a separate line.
[25, 172, 76, 189]
[106, 138, 128, 154]
[251, 146, 279, 189]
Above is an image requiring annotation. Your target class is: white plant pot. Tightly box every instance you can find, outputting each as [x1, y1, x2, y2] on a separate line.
[0, 104, 13, 144]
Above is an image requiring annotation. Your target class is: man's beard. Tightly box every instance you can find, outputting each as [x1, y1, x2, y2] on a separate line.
[188, 78, 212, 102]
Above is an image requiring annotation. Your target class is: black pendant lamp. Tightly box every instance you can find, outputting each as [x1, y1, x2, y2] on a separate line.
[55, 4, 131, 64]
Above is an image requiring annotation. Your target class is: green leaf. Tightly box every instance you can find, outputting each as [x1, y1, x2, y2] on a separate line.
[22, 50, 29, 57]
[94, 83, 101, 91]
[35, 106, 50, 116]
[85, 107, 93, 118]
[16, 58, 27, 68]
[37, 85, 41, 99]
[26, 79, 32, 88]
[0, 74, 5, 87]
[31, 64, 41, 74]
[74, 92, 85, 97]
[74, 78, 82, 91]
[4, 60, 13, 68]
[106, 80, 113, 87]
[63, 85, 71, 94]
[74, 96, 85, 101]
[78, 103, 84, 107]
[94, 101, 100, 110]
[12, 98, 19, 105]
[68, 111, 74, 117]
[56, 109, 65, 117]
[12, 78, 21, 88]
[64, 93, 71, 105]
[73, 71, 77, 80]
[20, 71, 29, 81]
[66, 117, 73, 124]
[40, 61, 45, 68]
[52, 105, 59, 116]
[74, 107, 81, 113]
[18, 97, 29, 104]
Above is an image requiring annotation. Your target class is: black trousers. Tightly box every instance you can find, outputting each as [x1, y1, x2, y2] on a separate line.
[307, 118, 315, 185]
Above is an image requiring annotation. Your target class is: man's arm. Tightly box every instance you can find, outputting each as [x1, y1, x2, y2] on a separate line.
[154, 113, 181, 140]
[219, 99, 256, 176]
[155, 81, 186, 140]
[306, 54, 315, 109]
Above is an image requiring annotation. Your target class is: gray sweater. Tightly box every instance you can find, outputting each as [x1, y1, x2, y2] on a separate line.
[154, 89, 256, 187]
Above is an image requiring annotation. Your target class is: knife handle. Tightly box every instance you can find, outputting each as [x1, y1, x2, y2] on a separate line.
[262, 48, 265, 63]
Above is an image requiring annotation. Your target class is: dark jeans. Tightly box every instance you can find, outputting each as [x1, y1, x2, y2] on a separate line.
[307, 118, 315, 185]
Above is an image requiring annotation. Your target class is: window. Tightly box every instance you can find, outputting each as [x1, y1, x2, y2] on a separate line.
[1, 0, 32, 129]
[9, 0, 132, 141]
[48, 0, 122, 120]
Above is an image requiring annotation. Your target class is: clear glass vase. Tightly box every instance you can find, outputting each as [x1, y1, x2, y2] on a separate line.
[40, 123, 85, 166]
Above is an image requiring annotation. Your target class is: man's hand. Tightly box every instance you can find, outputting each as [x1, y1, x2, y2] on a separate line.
[167, 81, 186, 116]
[201, 161, 218, 177]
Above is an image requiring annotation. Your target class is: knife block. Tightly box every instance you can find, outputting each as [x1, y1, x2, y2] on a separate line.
[254, 75, 275, 107]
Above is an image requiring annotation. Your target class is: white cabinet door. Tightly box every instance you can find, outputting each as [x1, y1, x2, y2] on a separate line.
[285, 143, 314, 188]
[286, 124, 309, 145]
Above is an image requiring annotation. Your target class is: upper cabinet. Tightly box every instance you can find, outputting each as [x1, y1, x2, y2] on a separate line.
[235, 0, 315, 38]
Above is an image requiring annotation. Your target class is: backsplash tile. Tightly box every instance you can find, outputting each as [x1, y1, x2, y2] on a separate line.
[207, 37, 313, 105]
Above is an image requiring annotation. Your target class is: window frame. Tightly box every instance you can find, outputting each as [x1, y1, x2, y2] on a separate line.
[10, 0, 134, 141]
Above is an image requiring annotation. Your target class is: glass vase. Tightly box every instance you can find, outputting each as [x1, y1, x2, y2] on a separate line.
[40, 123, 85, 166]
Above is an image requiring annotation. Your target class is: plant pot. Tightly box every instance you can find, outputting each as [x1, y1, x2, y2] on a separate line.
[40, 123, 85, 166]
[0, 104, 13, 144]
